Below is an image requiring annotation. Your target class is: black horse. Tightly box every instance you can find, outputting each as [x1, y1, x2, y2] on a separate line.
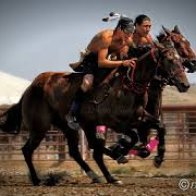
[147, 26, 196, 118]
[142, 26, 196, 163]
[110, 25, 196, 166]
[77, 40, 190, 182]
[0, 38, 190, 185]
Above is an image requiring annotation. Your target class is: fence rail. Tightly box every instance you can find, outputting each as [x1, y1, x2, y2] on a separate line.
[0, 105, 196, 161]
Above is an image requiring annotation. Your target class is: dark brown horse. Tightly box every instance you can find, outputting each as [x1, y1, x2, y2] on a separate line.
[107, 26, 196, 166]
[0, 38, 190, 185]
[163, 25, 196, 73]
[78, 40, 190, 183]
[140, 26, 196, 165]
[146, 25, 196, 119]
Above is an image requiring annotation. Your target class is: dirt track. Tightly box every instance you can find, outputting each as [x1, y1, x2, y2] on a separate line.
[0, 177, 195, 196]
[0, 160, 196, 195]
[0, 175, 196, 195]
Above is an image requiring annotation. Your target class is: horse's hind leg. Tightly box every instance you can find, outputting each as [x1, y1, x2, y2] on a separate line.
[65, 127, 101, 183]
[22, 132, 45, 185]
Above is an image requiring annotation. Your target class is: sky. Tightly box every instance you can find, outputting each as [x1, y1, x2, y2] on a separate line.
[0, 0, 196, 83]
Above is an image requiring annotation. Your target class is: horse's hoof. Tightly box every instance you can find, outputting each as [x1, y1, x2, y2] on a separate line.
[138, 148, 150, 158]
[87, 171, 102, 183]
[91, 177, 103, 183]
[108, 176, 123, 185]
[112, 180, 123, 185]
[153, 156, 164, 168]
[32, 179, 41, 186]
[117, 156, 129, 164]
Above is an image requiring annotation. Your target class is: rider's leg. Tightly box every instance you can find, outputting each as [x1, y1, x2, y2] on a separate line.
[66, 74, 94, 130]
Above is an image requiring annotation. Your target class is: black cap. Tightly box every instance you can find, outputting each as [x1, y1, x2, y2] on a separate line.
[116, 16, 134, 33]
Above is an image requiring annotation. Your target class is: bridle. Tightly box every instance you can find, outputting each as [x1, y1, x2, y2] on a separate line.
[159, 32, 196, 72]
[124, 45, 185, 93]
[122, 48, 158, 94]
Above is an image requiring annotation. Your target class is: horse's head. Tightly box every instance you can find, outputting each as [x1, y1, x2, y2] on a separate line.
[159, 26, 196, 73]
[153, 40, 190, 92]
[124, 40, 190, 93]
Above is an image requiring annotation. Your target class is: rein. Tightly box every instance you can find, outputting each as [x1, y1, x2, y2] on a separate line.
[123, 48, 159, 95]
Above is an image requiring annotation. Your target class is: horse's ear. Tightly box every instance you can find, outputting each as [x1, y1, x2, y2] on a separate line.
[157, 31, 166, 42]
[162, 25, 171, 35]
[173, 25, 181, 34]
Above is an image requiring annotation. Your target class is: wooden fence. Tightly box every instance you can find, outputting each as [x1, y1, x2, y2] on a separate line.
[0, 105, 196, 161]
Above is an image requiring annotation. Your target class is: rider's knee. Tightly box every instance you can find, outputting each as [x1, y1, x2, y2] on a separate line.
[81, 74, 94, 92]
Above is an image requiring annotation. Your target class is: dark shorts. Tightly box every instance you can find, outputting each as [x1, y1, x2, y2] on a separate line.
[74, 52, 114, 85]
[74, 53, 98, 74]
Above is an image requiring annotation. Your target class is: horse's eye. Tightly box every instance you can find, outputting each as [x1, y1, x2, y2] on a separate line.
[166, 51, 174, 59]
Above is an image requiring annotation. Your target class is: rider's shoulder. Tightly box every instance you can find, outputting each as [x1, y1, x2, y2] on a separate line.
[91, 29, 113, 42]
[96, 29, 113, 47]
[98, 29, 113, 39]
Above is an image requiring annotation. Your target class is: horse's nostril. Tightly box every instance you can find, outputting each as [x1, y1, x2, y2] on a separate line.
[183, 83, 190, 91]
[186, 84, 190, 89]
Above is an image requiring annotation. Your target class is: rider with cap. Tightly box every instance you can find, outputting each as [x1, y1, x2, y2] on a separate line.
[66, 14, 136, 130]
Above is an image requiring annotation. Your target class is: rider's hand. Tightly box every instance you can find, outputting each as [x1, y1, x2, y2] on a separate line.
[122, 58, 137, 68]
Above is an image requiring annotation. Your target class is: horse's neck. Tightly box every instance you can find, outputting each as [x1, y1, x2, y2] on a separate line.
[134, 53, 156, 83]
[88, 74, 136, 102]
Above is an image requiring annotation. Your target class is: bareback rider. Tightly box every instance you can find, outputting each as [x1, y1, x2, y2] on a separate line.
[133, 14, 153, 48]
[133, 14, 155, 108]
[66, 14, 136, 130]
[107, 15, 157, 163]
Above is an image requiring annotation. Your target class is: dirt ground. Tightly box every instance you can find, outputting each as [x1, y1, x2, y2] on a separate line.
[0, 160, 196, 196]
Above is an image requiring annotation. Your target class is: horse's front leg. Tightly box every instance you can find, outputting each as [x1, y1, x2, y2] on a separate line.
[65, 127, 101, 183]
[92, 137, 123, 184]
[154, 124, 166, 168]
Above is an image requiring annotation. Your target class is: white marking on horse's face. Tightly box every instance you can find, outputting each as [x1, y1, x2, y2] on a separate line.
[174, 53, 180, 59]
[181, 37, 186, 42]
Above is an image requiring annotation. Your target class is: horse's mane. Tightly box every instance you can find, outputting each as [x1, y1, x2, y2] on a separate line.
[156, 32, 166, 42]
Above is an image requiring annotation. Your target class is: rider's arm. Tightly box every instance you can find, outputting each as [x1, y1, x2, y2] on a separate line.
[89, 30, 136, 68]
[98, 48, 124, 68]
[98, 47, 136, 68]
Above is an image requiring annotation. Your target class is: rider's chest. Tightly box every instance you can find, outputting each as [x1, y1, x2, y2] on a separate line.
[133, 36, 152, 47]
[110, 39, 127, 53]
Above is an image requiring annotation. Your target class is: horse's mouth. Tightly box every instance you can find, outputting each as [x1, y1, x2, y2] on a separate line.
[184, 60, 196, 73]
[177, 83, 190, 93]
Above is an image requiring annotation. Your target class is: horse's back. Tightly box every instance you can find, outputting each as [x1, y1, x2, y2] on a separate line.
[22, 71, 83, 128]
[31, 71, 72, 87]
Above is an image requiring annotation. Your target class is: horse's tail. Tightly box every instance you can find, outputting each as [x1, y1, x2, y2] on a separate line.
[0, 98, 23, 134]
